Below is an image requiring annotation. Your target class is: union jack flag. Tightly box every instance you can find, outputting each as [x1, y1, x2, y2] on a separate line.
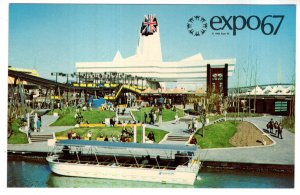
[141, 14, 158, 36]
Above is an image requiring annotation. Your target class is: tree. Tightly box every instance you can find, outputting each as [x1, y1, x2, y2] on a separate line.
[199, 108, 207, 137]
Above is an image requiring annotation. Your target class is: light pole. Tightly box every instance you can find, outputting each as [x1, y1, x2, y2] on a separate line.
[61, 73, 76, 85]
[51, 72, 64, 83]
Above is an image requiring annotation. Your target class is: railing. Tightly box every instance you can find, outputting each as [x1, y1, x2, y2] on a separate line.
[104, 84, 124, 100]
[54, 158, 178, 170]
[73, 83, 119, 88]
[104, 84, 143, 100]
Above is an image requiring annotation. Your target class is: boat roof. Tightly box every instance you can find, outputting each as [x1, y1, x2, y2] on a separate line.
[57, 140, 198, 152]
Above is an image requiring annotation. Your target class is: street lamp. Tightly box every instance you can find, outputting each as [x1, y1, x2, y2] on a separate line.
[51, 72, 63, 83]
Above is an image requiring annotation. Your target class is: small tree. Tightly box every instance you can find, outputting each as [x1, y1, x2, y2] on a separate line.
[199, 109, 207, 137]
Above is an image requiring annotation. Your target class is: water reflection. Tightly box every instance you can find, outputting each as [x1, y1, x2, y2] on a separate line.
[8, 159, 294, 188]
[197, 168, 294, 188]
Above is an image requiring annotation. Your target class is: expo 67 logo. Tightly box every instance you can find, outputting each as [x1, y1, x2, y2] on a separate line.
[187, 15, 285, 36]
[187, 16, 208, 36]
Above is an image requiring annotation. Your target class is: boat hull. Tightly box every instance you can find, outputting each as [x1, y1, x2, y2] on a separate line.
[47, 156, 199, 185]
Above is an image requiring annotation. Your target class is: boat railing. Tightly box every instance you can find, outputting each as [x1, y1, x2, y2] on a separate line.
[53, 157, 178, 170]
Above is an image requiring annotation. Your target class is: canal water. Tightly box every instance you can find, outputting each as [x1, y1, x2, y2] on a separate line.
[7, 159, 294, 188]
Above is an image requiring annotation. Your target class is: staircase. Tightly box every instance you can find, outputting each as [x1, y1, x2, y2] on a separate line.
[118, 113, 134, 122]
[213, 118, 225, 124]
[30, 134, 53, 142]
[166, 135, 190, 142]
[104, 84, 124, 100]
[104, 84, 142, 100]
[117, 108, 135, 123]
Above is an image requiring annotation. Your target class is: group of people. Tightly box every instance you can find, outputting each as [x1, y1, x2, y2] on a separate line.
[101, 134, 132, 142]
[74, 112, 84, 125]
[139, 155, 151, 165]
[147, 131, 155, 142]
[190, 136, 197, 145]
[117, 108, 126, 115]
[187, 118, 198, 133]
[110, 117, 116, 127]
[267, 118, 283, 139]
[119, 126, 134, 142]
[67, 130, 81, 140]
[144, 111, 157, 125]
[28, 116, 42, 138]
[97, 126, 134, 142]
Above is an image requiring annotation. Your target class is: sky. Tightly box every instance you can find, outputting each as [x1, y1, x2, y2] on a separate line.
[8, 4, 296, 89]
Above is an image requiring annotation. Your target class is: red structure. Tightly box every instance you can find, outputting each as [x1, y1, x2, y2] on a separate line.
[207, 64, 228, 112]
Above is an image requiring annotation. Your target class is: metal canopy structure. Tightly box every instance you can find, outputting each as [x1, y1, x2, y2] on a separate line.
[8, 69, 112, 92]
[57, 140, 198, 152]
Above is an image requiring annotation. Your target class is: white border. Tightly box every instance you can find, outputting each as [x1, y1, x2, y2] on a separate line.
[0, 0, 299, 4]
[1, 0, 299, 194]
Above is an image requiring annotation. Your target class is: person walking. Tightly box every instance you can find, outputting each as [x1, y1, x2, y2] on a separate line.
[149, 112, 154, 125]
[153, 112, 157, 125]
[28, 128, 32, 139]
[188, 119, 193, 133]
[87, 131, 92, 140]
[174, 113, 179, 124]
[36, 117, 41, 132]
[267, 118, 274, 134]
[104, 136, 108, 141]
[274, 121, 279, 135]
[278, 123, 283, 139]
[144, 112, 147, 124]
[30, 118, 35, 133]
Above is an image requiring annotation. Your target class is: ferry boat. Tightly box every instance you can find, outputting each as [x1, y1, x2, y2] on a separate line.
[47, 140, 201, 185]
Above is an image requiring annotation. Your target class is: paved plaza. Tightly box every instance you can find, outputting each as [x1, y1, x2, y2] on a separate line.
[7, 112, 295, 166]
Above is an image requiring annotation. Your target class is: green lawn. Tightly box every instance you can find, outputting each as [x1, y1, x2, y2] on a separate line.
[8, 119, 28, 144]
[50, 110, 115, 126]
[132, 107, 185, 122]
[282, 116, 295, 133]
[194, 120, 238, 149]
[55, 126, 168, 143]
[136, 126, 169, 143]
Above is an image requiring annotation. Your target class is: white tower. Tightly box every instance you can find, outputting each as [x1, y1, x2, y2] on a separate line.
[137, 14, 162, 62]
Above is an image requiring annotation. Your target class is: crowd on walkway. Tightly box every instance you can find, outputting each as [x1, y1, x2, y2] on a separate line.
[27, 115, 42, 139]
[143, 111, 158, 125]
[266, 118, 283, 139]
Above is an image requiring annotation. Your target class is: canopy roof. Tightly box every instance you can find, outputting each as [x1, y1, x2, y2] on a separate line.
[57, 140, 198, 152]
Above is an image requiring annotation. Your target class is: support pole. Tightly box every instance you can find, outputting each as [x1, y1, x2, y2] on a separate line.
[43, 88, 49, 108]
[34, 113, 38, 132]
[58, 87, 61, 109]
[51, 89, 54, 112]
[133, 125, 137, 143]
[26, 113, 30, 131]
[67, 88, 69, 104]
[142, 124, 145, 143]
[85, 90, 88, 104]
[158, 115, 162, 127]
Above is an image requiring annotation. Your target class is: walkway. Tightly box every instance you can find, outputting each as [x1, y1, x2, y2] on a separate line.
[21, 115, 73, 135]
[117, 108, 134, 123]
[200, 116, 294, 165]
[146, 119, 192, 145]
[8, 115, 74, 152]
[145, 115, 294, 165]
[8, 113, 295, 166]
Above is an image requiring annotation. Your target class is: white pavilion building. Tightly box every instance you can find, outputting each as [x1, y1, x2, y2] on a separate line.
[76, 15, 236, 87]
